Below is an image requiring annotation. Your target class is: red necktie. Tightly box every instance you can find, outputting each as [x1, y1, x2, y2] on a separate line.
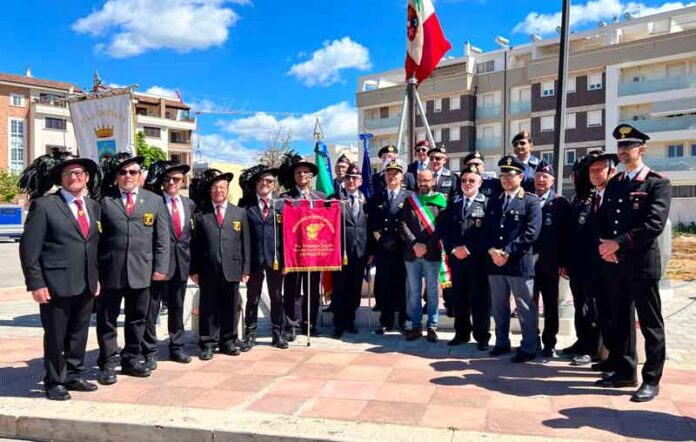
[216, 205, 224, 226]
[171, 197, 182, 239]
[126, 192, 134, 216]
[261, 198, 269, 220]
[74, 199, 89, 238]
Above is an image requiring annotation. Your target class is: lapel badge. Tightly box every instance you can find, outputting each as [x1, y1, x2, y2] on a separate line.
[475, 219, 482, 227]
[144, 213, 154, 226]
[276, 213, 282, 224]
[578, 214, 587, 225]
[96, 220, 102, 233]
[233, 220, 242, 231]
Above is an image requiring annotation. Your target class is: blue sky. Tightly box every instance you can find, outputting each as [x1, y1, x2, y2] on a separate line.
[2, 0, 692, 163]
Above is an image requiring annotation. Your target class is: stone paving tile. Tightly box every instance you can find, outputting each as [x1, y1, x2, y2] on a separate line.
[318, 380, 383, 401]
[334, 364, 393, 382]
[373, 383, 435, 404]
[213, 373, 277, 392]
[247, 394, 306, 415]
[486, 409, 557, 437]
[185, 389, 255, 409]
[166, 370, 235, 389]
[358, 401, 427, 426]
[299, 398, 368, 421]
[420, 405, 487, 431]
[264, 376, 329, 397]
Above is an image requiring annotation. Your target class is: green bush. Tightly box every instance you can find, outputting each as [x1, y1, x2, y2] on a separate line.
[0, 169, 21, 202]
[135, 131, 167, 169]
[673, 222, 696, 236]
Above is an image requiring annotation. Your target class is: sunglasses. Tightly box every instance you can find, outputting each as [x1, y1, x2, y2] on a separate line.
[431, 156, 446, 161]
[163, 176, 183, 183]
[118, 169, 141, 176]
[461, 179, 478, 184]
[513, 141, 528, 147]
[345, 176, 361, 181]
[61, 170, 86, 178]
[415, 148, 427, 153]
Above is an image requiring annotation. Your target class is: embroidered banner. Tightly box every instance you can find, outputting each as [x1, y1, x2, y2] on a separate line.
[282, 199, 342, 273]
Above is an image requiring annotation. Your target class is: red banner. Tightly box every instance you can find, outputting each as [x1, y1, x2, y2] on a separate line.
[282, 200, 342, 273]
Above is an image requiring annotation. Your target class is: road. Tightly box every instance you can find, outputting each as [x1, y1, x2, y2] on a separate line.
[0, 241, 24, 288]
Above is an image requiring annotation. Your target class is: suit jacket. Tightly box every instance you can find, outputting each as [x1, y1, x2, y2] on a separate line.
[567, 194, 601, 280]
[191, 202, 251, 282]
[432, 168, 459, 199]
[279, 187, 326, 201]
[480, 177, 502, 199]
[162, 194, 195, 281]
[368, 188, 411, 254]
[520, 155, 540, 193]
[99, 188, 170, 290]
[241, 196, 284, 273]
[533, 191, 571, 277]
[20, 191, 100, 297]
[437, 192, 488, 258]
[484, 187, 542, 277]
[336, 189, 369, 260]
[400, 193, 443, 261]
[372, 171, 414, 196]
[598, 167, 671, 279]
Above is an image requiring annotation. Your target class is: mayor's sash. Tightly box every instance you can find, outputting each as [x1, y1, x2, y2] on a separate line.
[406, 193, 452, 288]
[282, 199, 342, 273]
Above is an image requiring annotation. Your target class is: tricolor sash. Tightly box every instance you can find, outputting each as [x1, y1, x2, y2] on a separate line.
[407, 193, 452, 288]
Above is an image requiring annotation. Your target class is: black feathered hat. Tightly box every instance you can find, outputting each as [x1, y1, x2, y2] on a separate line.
[19, 149, 73, 200]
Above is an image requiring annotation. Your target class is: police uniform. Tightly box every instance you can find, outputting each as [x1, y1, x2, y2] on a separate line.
[372, 145, 415, 195]
[437, 164, 491, 349]
[596, 124, 671, 401]
[428, 145, 459, 199]
[463, 150, 502, 199]
[484, 155, 542, 362]
[531, 161, 571, 356]
[511, 131, 539, 193]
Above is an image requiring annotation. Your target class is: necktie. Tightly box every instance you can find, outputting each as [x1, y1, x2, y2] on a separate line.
[504, 195, 511, 211]
[350, 195, 359, 217]
[171, 197, 182, 239]
[540, 196, 547, 207]
[74, 199, 89, 238]
[464, 198, 471, 212]
[261, 198, 269, 221]
[216, 205, 224, 226]
[389, 191, 394, 204]
[594, 194, 602, 213]
[125, 192, 134, 216]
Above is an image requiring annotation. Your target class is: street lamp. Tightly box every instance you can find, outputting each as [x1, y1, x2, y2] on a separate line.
[495, 36, 510, 157]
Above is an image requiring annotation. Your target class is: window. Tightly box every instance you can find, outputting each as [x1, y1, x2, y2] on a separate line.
[668, 144, 684, 158]
[476, 60, 495, 74]
[567, 76, 576, 93]
[481, 93, 496, 107]
[691, 144, 696, 157]
[434, 98, 442, 113]
[143, 126, 161, 138]
[520, 87, 531, 102]
[481, 126, 494, 139]
[588, 72, 603, 90]
[587, 110, 603, 127]
[433, 128, 442, 142]
[565, 149, 576, 165]
[449, 158, 460, 171]
[136, 107, 148, 116]
[667, 63, 685, 78]
[542, 152, 554, 163]
[449, 125, 460, 141]
[379, 106, 389, 119]
[541, 116, 554, 132]
[511, 119, 530, 135]
[542, 81, 554, 97]
[449, 95, 460, 111]
[45, 117, 67, 130]
[10, 94, 24, 107]
[566, 112, 576, 130]
[9, 119, 25, 172]
[171, 154, 182, 165]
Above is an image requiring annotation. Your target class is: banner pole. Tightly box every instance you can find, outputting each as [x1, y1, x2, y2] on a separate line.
[307, 270, 311, 347]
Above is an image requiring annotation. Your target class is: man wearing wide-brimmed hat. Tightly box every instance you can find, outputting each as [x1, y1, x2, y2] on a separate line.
[96, 153, 171, 385]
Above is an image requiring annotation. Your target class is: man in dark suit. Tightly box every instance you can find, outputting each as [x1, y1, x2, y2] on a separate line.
[142, 164, 195, 366]
[485, 155, 542, 363]
[191, 170, 251, 360]
[20, 156, 101, 400]
[240, 165, 288, 349]
[438, 164, 491, 350]
[596, 124, 671, 402]
[428, 145, 458, 199]
[532, 160, 571, 358]
[96, 155, 170, 384]
[332, 154, 350, 196]
[331, 163, 369, 339]
[511, 131, 539, 193]
[406, 140, 431, 191]
[463, 150, 502, 199]
[368, 159, 411, 334]
[280, 160, 326, 339]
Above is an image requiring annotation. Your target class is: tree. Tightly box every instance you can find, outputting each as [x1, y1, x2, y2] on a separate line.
[257, 126, 293, 167]
[0, 168, 21, 202]
[135, 131, 167, 169]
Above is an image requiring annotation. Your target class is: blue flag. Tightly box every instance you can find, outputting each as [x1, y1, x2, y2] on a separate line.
[359, 133, 373, 199]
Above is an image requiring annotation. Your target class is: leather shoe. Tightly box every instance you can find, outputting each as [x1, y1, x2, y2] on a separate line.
[595, 374, 637, 388]
[332, 329, 344, 339]
[511, 351, 536, 363]
[220, 344, 241, 356]
[45, 384, 71, 401]
[591, 361, 613, 372]
[243, 333, 257, 349]
[272, 333, 289, 349]
[121, 364, 151, 378]
[571, 354, 592, 366]
[65, 379, 98, 392]
[405, 329, 422, 341]
[541, 347, 556, 358]
[489, 345, 511, 357]
[477, 342, 490, 351]
[169, 350, 192, 364]
[374, 327, 386, 335]
[562, 342, 582, 355]
[285, 328, 297, 342]
[426, 328, 438, 343]
[235, 339, 251, 353]
[144, 356, 158, 371]
[199, 348, 214, 361]
[98, 368, 117, 385]
[631, 383, 660, 402]
[346, 324, 359, 334]
[447, 335, 470, 346]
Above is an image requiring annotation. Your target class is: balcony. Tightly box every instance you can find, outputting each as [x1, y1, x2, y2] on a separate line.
[363, 116, 401, 131]
[509, 101, 531, 115]
[476, 105, 501, 119]
[631, 115, 696, 133]
[475, 137, 501, 151]
[618, 74, 696, 96]
[644, 155, 696, 172]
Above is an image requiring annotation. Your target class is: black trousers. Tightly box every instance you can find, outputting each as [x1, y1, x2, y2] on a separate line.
[283, 271, 320, 331]
[246, 266, 284, 333]
[142, 276, 187, 357]
[40, 290, 94, 387]
[198, 275, 240, 350]
[451, 257, 491, 344]
[568, 276, 600, 356]
[533, 274, 560, 349]
[605, 277, 665, 384]
[97, 287, 150, 369]
[375, 250, 406, 329]
[332, 256, 368, 331]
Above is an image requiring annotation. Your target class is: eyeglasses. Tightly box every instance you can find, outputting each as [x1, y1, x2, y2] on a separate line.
[461, 179, 478, 184]
[61, 170, 86, 178]
[431, 156, 446, 161]
[163, 176, 183, 183]
[118, 169, 141, 176]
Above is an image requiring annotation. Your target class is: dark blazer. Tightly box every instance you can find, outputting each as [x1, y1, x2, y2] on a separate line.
[437, 192, 488, 256]
[241, 196, 284, 272]
[432, 168, 459, 198]
[20, 191, 100, 297]
[337, 189, 369, 260]
[191, 203, 251, 282]
[533, 191, 571, 277]
[484, 188, 542, 277]
[279, 187, 326, 201]
[372, 171, 415, 195]
[598, 167, 671, 279]
[480, 177, 502, 199]
[368, 188, 411, 254]
[162, 194, 195, 281]
[99, 188, 170, 290]
[400, 193, 443, 261]
[407, 160, 429, 176]
[520, 155, 540, 193]
[567, 194, 601, 280]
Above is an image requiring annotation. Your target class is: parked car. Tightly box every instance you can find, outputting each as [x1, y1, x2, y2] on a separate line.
[0, 204, 24, 240]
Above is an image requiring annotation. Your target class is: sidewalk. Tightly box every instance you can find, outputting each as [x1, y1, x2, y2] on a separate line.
[1, 284, 695, 441]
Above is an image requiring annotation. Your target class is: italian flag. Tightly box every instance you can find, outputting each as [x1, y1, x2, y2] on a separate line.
[405, 0, 452, 84]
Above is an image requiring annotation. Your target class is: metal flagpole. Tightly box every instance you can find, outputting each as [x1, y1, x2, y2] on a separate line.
[395, 90, 409, 157]
[553, 0, 571, 196]
[413, 86, 437, 149]
[306, 196, 315, 347]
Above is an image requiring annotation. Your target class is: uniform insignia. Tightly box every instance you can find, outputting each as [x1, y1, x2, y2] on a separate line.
[276, 213, 282, 224]
[578, 214, 587, 225]
[475, 219, 482, 227]
[619, 126, 632, 139]
[514, 214, 520, 221]
[144, 213, 154, 226]
[453, 195, 462, 203]
[97, 221, 102, 233]
[506, 157, 512, 166]
[544, 215, 553, 226]
[233, 220, 241, 231]
[190, 218, 195, 229]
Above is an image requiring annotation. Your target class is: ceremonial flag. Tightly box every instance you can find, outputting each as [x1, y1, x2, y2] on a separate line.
[359, 133, 374, 200]
[314, 141, 334, 197]
[405, 0, 452, 84]
[282, 200, 343, 273]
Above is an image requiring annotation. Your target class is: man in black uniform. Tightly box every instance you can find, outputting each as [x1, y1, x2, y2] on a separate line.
[333, 154, 351, 195]
[372, 145, 415, 196]
[511, 131, 539, 193]
[332, 163, 370, 338]
[428, 145, 458, 199]
[532, 160, 571, 358]
[97, 154, 170, 384]
[407, 140, 431, 176]
[463, 150, 501, 199]
[596, 124, 671, 402]
[437, 163, 491, 350]
[369, 159, 411, 334]
[142, 163, 195, 366]
[190, 170, 251, 360]
[19, 156, 101, 400]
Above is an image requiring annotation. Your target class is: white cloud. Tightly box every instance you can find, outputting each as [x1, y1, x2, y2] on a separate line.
[216, 101, 358, 144]
[73, 0, 249, 58]
[513, 0, 694, 35]
[195, 133, 261, 164]
[288, 37, 372, 87]
[143, 86, 178, 98]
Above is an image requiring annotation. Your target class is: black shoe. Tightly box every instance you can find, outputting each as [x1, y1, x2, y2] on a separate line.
[235, 339, 251, 353]
[169, 350, 192, 364]
[631, 384, 660, 402]
[243, 333, 257, 349]
[445, 305, 454, 318]
[143, 355, 158, 371]
[272, 332, 289, 349]
[65, 378, 98, 392]
[571, 354, 592, 366]
[45, 384, 71, 401]
[591, 361, 613, 372]
[332, 329, 344, 339]
[477, 342, 490, 351]
[121, 364, 151, 378]
[511, 351, 536, 363]
[562, 342, 582, 354]
[426, 328, 438, 343]
[372, 305, 380, 312]
[220, 344, 241, 356]
[374, 327, 386, 335]
[447, 335, 470, 346]
[98, 368, 117, 385]
[199, 348, 214, 361]
[346, 324, 359, 334]
[489, 346, 512, 357]
[541, 347, 556, 358]
[310, 327, 322, 337]
[595, 374, 637, 388]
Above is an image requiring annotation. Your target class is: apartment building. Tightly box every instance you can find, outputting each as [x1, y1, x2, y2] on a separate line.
[356, 5, 696, 196]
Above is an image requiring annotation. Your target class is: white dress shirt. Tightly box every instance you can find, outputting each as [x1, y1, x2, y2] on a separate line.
[60, 189, 90, 225]
[120, 187, 139, 208]
[164, 193, 186, 223]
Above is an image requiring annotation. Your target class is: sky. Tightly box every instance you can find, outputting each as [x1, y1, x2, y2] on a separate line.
[2, 0, 693, 164]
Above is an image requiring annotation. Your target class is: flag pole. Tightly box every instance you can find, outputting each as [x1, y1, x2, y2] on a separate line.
[395, 89, 409, 158]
